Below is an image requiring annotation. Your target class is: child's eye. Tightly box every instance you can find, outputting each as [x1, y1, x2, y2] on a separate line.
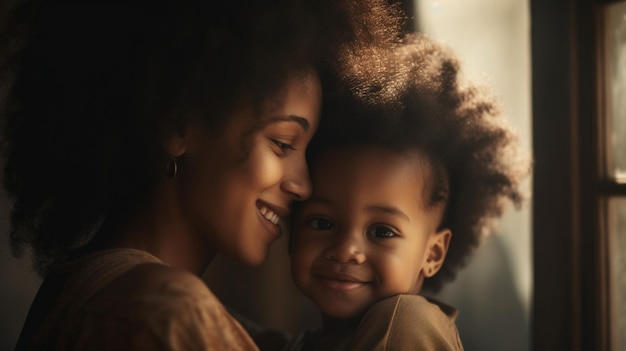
[306, 218, 335, 231]
[270, 139, 296, 155]
[367, 225, 397, 239]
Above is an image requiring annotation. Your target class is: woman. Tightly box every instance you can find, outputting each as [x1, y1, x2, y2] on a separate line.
[0, 0, 404, 349]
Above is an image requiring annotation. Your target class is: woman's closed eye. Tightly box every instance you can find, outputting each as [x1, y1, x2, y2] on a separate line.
[366, 225, 398, 239]
[270, 138, 296, 155]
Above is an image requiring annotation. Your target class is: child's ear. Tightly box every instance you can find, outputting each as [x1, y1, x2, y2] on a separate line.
[423, 228, 452, 278]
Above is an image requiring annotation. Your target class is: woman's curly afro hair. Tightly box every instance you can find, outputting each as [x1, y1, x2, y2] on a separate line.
[0, 0, 405, 276]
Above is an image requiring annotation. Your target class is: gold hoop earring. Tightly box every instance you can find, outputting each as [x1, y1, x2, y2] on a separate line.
[166, 157, 178, 178]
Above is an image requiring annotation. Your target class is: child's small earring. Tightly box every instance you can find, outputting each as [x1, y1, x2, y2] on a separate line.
[166, 157, 178, 178]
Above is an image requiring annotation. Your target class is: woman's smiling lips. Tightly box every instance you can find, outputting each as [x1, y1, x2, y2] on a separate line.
[256, 200, 289, 239]
[314, 273, 371, 292]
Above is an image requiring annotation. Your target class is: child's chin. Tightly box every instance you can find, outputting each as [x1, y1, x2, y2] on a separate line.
[321, 307, 365, 321]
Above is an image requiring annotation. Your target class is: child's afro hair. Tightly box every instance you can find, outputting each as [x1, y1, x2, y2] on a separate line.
[310, 33, 532, 292]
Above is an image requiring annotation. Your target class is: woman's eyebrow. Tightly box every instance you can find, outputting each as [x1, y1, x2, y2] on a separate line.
[267, 115, 310, 131]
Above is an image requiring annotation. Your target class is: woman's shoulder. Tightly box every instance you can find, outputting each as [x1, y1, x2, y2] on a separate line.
[77, 261, 259, 350]
[349, 294, 463, 351]
[56, 248, 214, 308]
[98, 262, 209, 297]
[84, 262, 220, 320]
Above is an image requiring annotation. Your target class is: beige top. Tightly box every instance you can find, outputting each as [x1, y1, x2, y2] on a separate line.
[287, 294, 463, 351]
[351, 294, 463, 350]
[17, 248, 259, 351]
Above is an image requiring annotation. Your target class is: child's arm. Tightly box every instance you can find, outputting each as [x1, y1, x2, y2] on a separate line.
[349, 294, 463, 351]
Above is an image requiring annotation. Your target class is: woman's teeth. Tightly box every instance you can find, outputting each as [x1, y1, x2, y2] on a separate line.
[259, 206, 279, 224]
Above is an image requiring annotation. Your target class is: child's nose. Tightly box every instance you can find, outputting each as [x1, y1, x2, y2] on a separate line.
[323, 232, 365, 264]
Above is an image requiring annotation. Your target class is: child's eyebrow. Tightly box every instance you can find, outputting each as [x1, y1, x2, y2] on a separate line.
[267, 115, 310, 131]
[366, 205, 410, 222]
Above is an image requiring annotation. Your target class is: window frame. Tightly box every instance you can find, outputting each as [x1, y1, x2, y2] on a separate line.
[532, 0, 626, 349]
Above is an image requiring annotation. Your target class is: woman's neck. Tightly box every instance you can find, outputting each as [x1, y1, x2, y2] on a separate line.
[96, 179, 216, 275]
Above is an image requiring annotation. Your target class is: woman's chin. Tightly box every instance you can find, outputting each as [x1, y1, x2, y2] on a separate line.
[238, 247, 271, 267]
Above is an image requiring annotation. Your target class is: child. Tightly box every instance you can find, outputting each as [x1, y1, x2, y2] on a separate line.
[286, 33, 530, 350]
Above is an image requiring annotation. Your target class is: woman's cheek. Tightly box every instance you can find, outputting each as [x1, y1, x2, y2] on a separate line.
[245, 147, 283, 188]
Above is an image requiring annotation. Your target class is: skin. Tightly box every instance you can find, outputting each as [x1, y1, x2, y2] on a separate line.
[291, 145, 451, 321]
[113, 70, 322, 274]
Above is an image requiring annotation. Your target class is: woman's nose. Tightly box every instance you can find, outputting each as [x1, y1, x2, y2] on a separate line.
[324, 233, 365, 264]
[281, 160, 312, 200]
[281, 178, 312, 200]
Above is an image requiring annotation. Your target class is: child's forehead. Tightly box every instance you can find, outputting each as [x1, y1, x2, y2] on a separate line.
[310, 145, 434, 198]
[302, 144, 445, 223]
[313, 144, 431, 171]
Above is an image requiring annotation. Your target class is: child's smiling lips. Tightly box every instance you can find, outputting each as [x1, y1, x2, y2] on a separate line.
[314, 272, 371, 291]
